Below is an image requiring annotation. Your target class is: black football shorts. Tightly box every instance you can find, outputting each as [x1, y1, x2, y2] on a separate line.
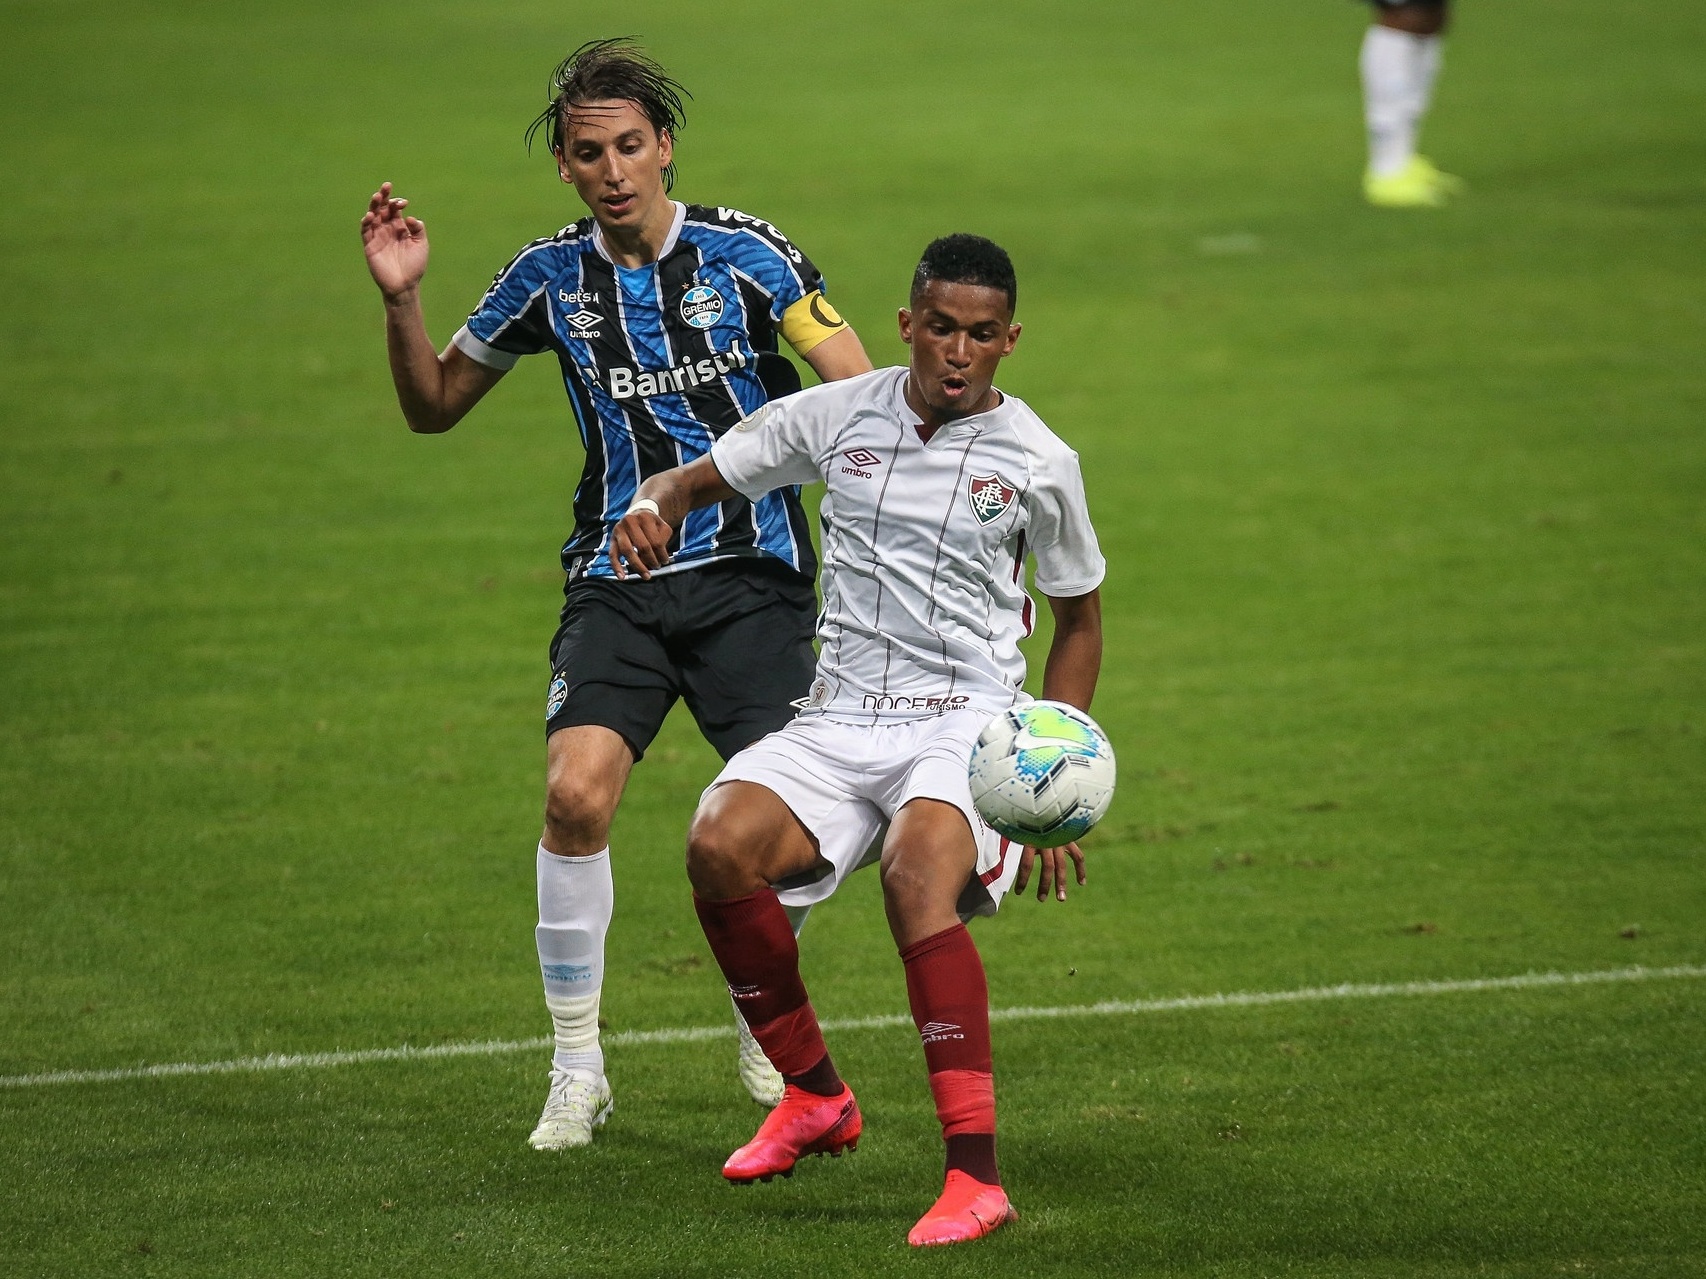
[545, 557, 818, 761]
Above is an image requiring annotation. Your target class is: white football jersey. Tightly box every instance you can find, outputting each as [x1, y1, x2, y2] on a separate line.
[710, 366, 1105, 724]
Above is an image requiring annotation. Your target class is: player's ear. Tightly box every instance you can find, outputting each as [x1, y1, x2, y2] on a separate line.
[1003, 322, 1022, 355]
[554, 145, 573, 185]
[657, 129, 673, 170]
[898, 307, 913, 345]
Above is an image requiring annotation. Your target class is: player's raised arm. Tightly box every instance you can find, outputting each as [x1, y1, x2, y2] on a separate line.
[607, 455, 742, 580]
[360, 182, 506, 434]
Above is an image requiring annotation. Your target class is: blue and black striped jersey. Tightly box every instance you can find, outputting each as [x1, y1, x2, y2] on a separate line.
[453, 202, 827, 582]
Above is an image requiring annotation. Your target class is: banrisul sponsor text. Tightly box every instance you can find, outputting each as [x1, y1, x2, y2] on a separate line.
[607, 344, 752, 401]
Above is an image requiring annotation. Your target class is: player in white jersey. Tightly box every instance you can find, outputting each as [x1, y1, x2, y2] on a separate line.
[608, 234, 1105, 1247]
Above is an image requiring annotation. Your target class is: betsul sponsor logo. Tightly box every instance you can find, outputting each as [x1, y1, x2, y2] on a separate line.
[557, 290, 603, 339]
[840, 447, 883, 478]
[608, 344, 750, 400]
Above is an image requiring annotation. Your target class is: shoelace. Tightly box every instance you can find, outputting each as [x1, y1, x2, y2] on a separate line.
[544, 1071, 603, 1115]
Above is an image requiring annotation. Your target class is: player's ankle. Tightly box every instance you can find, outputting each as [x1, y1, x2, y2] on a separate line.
[944, 1133, 1000, 1185]
[783, 1053, 844, 1097]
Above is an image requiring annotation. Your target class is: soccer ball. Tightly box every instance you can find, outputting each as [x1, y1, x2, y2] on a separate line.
[968, 701, 1116, 848]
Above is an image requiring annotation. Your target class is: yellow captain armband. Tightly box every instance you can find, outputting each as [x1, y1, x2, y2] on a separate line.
[779, 291, 848, 356]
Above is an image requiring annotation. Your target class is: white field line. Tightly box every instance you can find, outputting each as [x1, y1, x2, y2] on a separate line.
[4, 963, 1703, 1092]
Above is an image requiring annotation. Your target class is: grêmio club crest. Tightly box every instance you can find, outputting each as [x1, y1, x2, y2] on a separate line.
[967, 473, 1018, 525]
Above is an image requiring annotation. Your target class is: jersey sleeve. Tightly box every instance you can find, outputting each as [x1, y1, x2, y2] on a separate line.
[1024, 440, 1107, 598]
[709, 384, 836, 501]
[706, 208, 827, 328]
[451, 240, 558, 370]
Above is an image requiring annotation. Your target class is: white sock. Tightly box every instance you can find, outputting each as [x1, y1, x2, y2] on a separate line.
[1409, 34, 1443, 136]
[1361, 25, 1424, 177]
[535, 843, 613, 1077]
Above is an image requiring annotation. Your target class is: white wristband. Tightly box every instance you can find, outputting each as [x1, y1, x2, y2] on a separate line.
[627, 498, 661, 520]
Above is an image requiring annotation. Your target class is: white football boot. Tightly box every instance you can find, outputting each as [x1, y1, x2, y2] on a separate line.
[527, 1067, 613, 1149]
[734, 999, 784, 1107]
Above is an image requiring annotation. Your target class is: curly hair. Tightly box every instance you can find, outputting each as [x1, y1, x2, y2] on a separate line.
[525, 38, 691, 191]
[911, 234, 1018, 311]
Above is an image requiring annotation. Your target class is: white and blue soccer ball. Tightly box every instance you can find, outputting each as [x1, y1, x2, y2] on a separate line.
[969, 701, 1117, 848]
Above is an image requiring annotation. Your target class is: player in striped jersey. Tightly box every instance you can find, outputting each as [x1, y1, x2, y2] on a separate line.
[610, 234, 1105, 1246]
[359, 39, 872, 1149]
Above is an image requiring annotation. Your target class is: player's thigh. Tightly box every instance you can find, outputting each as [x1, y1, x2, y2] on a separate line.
[708, 717, 887, 906]
[672, 561, 818, 760]
[880, 797, 980, 948]
[884, 713, 1018, 921]
[688, 779, 823, 896]
[546, 580, 679, 760]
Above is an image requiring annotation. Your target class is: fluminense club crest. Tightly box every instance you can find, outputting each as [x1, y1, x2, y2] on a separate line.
[967, 473, 1018, 525]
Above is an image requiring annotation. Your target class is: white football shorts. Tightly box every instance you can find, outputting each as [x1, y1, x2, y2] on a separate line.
[707, 711, 1023, 918]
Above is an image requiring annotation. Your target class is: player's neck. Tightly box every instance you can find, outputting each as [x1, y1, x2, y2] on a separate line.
[902, 375, 1000, 440]
[597, 195, 677, 268]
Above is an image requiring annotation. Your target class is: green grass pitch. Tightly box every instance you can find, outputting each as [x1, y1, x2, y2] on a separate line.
[3, 1, 1704, 1274]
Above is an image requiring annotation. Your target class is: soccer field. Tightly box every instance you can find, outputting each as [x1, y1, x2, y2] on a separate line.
[3, 0, 1704, 1274]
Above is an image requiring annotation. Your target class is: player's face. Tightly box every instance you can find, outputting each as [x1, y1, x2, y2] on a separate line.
[898, 281, 1021, 420]
[556, 99, 673, 230]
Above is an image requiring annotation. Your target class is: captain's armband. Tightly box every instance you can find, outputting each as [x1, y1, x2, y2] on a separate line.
[779, 291, 848, 356]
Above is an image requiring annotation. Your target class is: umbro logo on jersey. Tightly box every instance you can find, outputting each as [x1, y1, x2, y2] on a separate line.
[558, 290, 604, 339]
[920, 1020, 965, 1043]
[840, 448, 883, 478]
[968, 473, 1019, 525]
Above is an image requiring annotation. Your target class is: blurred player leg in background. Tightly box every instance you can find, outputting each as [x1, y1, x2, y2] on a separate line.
[1361, 0, 1462, 207]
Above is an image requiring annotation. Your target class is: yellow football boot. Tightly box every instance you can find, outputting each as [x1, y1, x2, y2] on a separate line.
[1364, 155, 1461, 208]
[1413, 155, 1465, 197]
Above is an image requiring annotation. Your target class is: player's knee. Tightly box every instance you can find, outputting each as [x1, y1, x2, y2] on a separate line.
[685, 806, 748, 896]
[543, 773, 616, 856]
[879, 854, 931, 917]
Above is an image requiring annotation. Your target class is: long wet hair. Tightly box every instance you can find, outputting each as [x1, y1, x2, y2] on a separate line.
[525, 38, 691, 191]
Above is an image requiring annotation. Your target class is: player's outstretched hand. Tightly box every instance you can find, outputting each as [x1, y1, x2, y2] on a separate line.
[361, 182, 429, 300]
[1013, 841, 1086, 903]
[608, 510, 675, 580]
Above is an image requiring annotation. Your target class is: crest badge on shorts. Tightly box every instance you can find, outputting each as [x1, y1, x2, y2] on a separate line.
[546, 675, 568, 720]
[968, 473, 1018, 525]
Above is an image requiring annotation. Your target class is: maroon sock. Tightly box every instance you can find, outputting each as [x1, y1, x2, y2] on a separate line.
[900, 923, 999, 1186]
[694, 889, 842, 1096]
